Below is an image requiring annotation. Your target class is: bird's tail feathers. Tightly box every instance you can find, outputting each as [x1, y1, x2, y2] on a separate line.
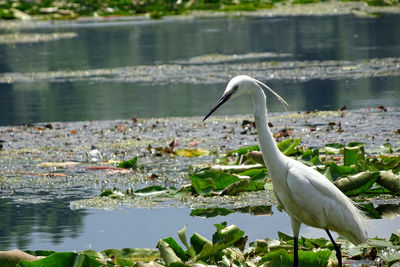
[352, 200, 372, 229]
[349, 201, 370, 244]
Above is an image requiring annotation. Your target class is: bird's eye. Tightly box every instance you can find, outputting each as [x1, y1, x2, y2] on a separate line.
[232, 85, 239, 93]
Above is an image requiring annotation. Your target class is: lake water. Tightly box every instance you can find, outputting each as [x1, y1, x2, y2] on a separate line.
[0, 14, 400, 126]
[1, 14, 400, 252]
[2, 199, 400, 252]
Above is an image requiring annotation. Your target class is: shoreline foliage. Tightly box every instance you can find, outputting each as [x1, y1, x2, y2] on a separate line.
[1, 0, 399, 20]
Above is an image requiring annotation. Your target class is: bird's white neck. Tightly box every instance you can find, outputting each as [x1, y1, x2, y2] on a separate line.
[251, 88, 287, 177]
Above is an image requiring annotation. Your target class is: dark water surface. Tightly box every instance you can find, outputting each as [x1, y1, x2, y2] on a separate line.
[1, 14, 400, 252]
[0, 15, 400, 125]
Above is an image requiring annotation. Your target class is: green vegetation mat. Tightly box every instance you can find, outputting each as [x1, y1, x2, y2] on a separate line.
[1, 109, 400, 266]
[2, 222, 400, 266]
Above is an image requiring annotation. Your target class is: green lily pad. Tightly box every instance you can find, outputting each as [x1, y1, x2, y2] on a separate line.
[343, 146, 364, 167]
[18, 252, 103, 267]
[324, 143, 345, 154]
[323, 163, 356, 182]
[190, 233, 212, 255]
[189, 170, 240, 195]
[195, 224, 244, 261]
[156, 240, 183, 265]
[259, 249, 331, 267]
[334, 171, 379, 195]
[377, 171, 400, 193]
[277, 138, 301, 156]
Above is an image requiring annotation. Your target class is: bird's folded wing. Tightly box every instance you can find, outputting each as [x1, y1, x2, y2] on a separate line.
[285, 161, 352, 228]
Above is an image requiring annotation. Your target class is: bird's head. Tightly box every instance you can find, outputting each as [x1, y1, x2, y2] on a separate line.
[203, 75, 287, 121]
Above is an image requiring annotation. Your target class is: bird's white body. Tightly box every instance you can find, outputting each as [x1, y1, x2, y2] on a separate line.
[218, 75, 368, 245]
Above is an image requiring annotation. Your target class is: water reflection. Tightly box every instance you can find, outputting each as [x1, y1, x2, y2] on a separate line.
[1, 15, 400, 73]
[0, 199, 86, 251]
[1, 202, 400, 251]
[0, 15, 399, 125]
[1, 76, 399, 125]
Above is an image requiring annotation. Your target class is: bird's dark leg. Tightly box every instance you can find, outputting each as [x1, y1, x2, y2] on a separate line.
[325, 229, 342, 267]
[293, 236, 299, 267]
[290, 218, 301, 267]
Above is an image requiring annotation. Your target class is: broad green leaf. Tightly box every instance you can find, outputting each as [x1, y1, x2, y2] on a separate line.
[377, 171, 400, 193]
[278, 231, 294, 242]
[101, 248, 158, 262]
[178, 225, 189, 250]
[277, 138, 301, 156]
[241, 168, 268, 191]
[210, 172, 241, 189]
[310, 156, 323, 165]
[79, 250, 99, 258]
[324, 143, 344, 154]
[24, 250, 56, 257]
[259, 249, 330, 267]
[371, 155, 400, 172]
[156, 240, 183, 265]
[343, 146, 364, 167]
[367, 238, 393, 248]
[212, 224, 244, 245]
[116, 257, 134, 266]
[195, 225, 244, 261]
[118, 157, 138, 169]
[324, 163, 356, 182]
[220, 179, 250, 196]
[346, 142, 365, 148]
[334, 171, 379, 195]
[189, 171, 241, 195]
[190, 177, 215, 195]
[18, 252, 103, 267]
[190, 233, 212, 254]
[226, 145, 259, 157]
[300, 236, 329, 250]
[237, 168, 266, 178]
[134, 186, 168, 196]
[213, 222, 227, 232]
[365, 185, 391, 195]
[162, 237, 188, 261]
[301, 148, 319, 161]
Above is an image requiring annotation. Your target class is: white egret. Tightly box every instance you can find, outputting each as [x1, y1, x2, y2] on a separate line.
[203, 75, 368, 267]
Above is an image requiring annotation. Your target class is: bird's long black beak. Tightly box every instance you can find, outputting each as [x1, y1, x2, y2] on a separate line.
[203, 92, 233, 121]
